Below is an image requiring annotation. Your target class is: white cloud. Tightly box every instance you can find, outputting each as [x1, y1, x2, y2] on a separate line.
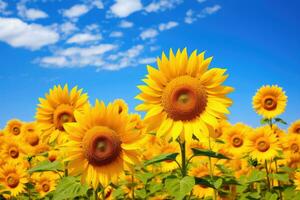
[66, 33, 101, 44]
[91, 0, 104, 9]
[0, 0, 10, 15]
[145, 0, 182, 13]
[39, 44, 117, 68]
[150, 45, 160, 51]
[109, 31, 123, 38]
[197, 0, 206, 3]
[0, 17, 59, 50]
[139, 57, 156, 64]
[110, 0, 143, 18]
[60, 22, 78, 35]
[119, 20, 133, 28]
[184, 9, 196, 24]
[17, 3, 48, 21]
[158, 21, 178, 31]
[63, 4, 89, 18]
[198, 5, 221, 17]
[140, 28, 158, 40]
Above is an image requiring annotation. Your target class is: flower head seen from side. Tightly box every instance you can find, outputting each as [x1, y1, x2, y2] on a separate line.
[36, 84, 89, 144]
[288, 120, 300, 134]
[63, 100, 143, 188]
[0, 162, 28, 197]
[136, 48, 233, 142]
[248, 126, 281, 162]
[252, 85, 287, 119]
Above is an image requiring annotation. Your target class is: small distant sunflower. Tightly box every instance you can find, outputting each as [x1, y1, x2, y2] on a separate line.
[288, 120, 300, 134]
[210, 119, 231, 140]
[223, 123, 251, 158]
[189, 165, 214, 198]
[282, 134, 300, 157]
[158, 141, 180, 172]
[0, 162, 28, 197]
[21, 122, 41, 153]
[136, 48, 233, 142]
[36, 84, 89, 144]
[113, 99, 128, 114]
[64, 100, 143, 188]
[32, 172, 59, 197]
[287, 154, 300, 169]
[294, 172, 300, 190]
[248, 126, 281, 162]
[252, 85, 287, 119]
[4, 119, 23, 137]
[1, 137, 26, 163]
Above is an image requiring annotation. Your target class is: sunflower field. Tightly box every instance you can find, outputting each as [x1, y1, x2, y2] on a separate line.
[1, 49, 300, 200]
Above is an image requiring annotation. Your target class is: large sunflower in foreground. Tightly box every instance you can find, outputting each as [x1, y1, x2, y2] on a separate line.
[288, 120, 300, 134]
[136, 49, 233, 141]
[36, 84, 89, 144]
[0, 162, 28, 197]
[252, 85, 287, 119]
[248, 126, 281, 162]
[63, 100, 143, 188]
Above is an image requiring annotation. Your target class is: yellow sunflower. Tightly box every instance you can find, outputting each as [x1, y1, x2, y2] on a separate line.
[248, 126, 281, 162]
[288, 120, 300, 134]
[0, 137, 26, 163]
[282, 134, 300, 157]
[223, 123, 251, 159]
[0, 162, 28, 197]
[36, 84, 89, 144]
[158, 141, 180, 172]
[252, 85, 287, 119]
[287, 154, 300, 169]
[294, 172, 300, 190]
[210, 119, 231, 140]
[32, 171, 59, 197]
[63, 100, 143, 188]
[113, 99, 129, 114]
[21, 122, 42, 153]
[136, 48, 233, 142]
[4, 119, 23, 138]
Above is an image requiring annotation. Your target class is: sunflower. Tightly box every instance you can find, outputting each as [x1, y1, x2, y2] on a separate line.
[210, 119, 231, 140]
[32, 172, 59, 197]
[248, 126, 281, 162]
[36, 84, 89, 144]
[136, 48, 233, 142]
[282, 134, 300, 157]
[158, 141, 180, 172]
[63, 100, 143, 188]
[294, 172, 300, 190]
[0, 137, 26, 163]
[287, 154, 300, 169]
[223, 123, 251, 159]
[0, 162, 28, 197]
[4, 119, 23, 138]
[288, 120, 300, 134]
[252, 85, 287, 119]
[113, 99, 128, 114]
[21, 122, 42, 153]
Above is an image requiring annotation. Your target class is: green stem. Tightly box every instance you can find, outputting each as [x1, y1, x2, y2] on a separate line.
[131, 174, 135, 200]
[265, 160, 271, 191]
[208, 135, 217, 200]
[179, 141, 187, 177]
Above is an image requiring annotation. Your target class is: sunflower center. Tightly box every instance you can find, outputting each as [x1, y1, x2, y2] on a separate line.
[7, 175, 19, 188]
[48, 155, 57, 162]
[12, 126, 20, 135]
[232, 136, 243, 147]
[42, 183, 50, 192]
[211, 128, 222, 139]
[162, 76, 207, 121]
[26, 134, 39, 146]
[291, 143, 299, 153]
[83, 126, 121, 167]
[9, 147, 19, 158]
[263, 96, 277, 111]
[295, 127, 300, 134]
[53, 105, 75, 131]
[256, 139, 270, 152]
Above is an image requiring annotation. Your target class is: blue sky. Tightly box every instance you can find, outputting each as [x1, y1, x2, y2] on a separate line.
[0, 0, 299, 128]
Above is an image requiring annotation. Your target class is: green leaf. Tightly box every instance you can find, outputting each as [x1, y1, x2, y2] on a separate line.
[135, 189, 147, 199]
[260, 118, 270, 125]
[194, 177, 215, 188]
[165, 176, 195, 200]
[149, 184, 163, 195]
[144, 153, 179, 166]
[112, 187, 125, 199]
[265, 192, 278, 200]
[52, 176, 89, 200]
[247, 170, 266, 183]
[268, 173, 289, 182]
[135, 172, 154, 184]
[28, 160, 63, 173]
[248, 192, 261, 199]
[214, 178, 223, 189]
[192, 148, 230, 159]
[274, 118, 288, 125]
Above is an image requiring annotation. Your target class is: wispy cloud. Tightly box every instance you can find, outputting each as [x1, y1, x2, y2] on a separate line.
[17, 2, 48, 21]
[145, 0, 183, 13]
[198, 4, 221, 18]
[62, 4, 90, 19]
[119, 20, 134, 28]
[0, 17, 59, 50]
[0, 0, 11, 15]
[159, 21, 178, 31]
[184, 9, 197, 24]
[66, 33, 102, 44]
[184, 5, 221, 24]
[140, 28, 158, 40]
[109, 31, 123, 38]
[110, 0, 143, 18]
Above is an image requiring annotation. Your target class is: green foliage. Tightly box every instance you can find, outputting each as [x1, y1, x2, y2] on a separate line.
[28, 160, 63, 173]
[247, 170, 266, 183]
[165, 176, 195, 200]
[274, 118, 288, 125]
[144, 153, 179, 166]
[191, 148, 230, 159]
[52, 176, 89, 200]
